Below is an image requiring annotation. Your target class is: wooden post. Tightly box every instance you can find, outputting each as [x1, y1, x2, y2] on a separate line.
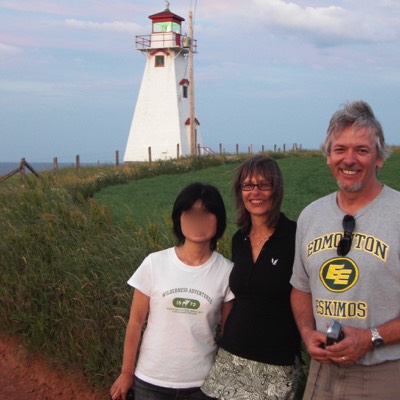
[115, 150, 119, 166]
[189, 11, 196, 155]
[274, 144, 277, 152]
[177, 144, 180, 160]
[219, 143, 222, 154]
[24, 160, 39, 177]
[236, 144, 239, 156]
[19, 158, 25, 179]
[197, 143, 201, 156]
[53, 157, 58, 175]
[283, 144, 286, 153]
[76, 155, 80, 177]
[148, 147, 152, 164]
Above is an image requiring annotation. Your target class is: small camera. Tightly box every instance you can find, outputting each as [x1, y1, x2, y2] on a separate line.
[326, 320, 344, 346]
[126, 388, 135, 400]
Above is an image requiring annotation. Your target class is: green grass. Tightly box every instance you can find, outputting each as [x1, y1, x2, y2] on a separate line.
[95, 153, 400, 230]
[1, 151, 399, 395]
[95, 163, 237, 226]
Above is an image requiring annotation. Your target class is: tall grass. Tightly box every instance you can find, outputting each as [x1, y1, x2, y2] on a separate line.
[1, 150, 399, 393]
[0, 154, 246, 388]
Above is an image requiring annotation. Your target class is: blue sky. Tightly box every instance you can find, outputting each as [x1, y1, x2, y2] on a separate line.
[1, 0, 399, 163]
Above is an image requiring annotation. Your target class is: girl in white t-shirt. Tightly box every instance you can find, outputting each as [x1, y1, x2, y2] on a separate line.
[110, 183, 234, 400]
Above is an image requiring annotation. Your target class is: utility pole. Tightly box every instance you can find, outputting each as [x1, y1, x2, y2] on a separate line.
[189, 11, 196, 155]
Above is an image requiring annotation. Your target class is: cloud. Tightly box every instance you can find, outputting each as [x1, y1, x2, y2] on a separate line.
[0, 42, 22, 54]
[0, 42, 23, 66]
[251, 0, 400, 46]
[0, 0, 79, 16]
[64, 18, 142, 34]
[197, 0, 400, 47]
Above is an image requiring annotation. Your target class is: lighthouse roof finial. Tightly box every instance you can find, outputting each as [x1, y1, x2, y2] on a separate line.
[165, 0, 170, 10]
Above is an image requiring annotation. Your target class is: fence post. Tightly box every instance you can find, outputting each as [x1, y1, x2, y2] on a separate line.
[53, 157, 58, 175]
[176, 144, 180, 160]
[236, 144, 239, 156]
[76, 155, 80, 177]
[19, 158, 25, 179]
[148, 147, 152, 164]
[115, 150, 119, 166]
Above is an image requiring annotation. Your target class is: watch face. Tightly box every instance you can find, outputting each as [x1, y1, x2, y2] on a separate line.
[373, 338, 384, 348]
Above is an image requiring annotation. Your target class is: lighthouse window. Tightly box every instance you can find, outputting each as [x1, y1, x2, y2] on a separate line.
[182, 85, 188, 98]
[153, 21, 181, 34]
[153, 22, 169, 32]
[171, 22, 181, 34]
[155, 55, 165, 67]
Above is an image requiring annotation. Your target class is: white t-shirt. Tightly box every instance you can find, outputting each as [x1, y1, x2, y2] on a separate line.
[128, 247, 234, 388]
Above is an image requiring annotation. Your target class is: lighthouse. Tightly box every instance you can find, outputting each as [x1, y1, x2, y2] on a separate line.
[124, 1, 201, 162]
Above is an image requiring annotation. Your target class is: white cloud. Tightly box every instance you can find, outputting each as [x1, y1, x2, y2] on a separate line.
[0, 42, 22, 54]
[0, 0, 78, 16]
[64, 18, 142, 34]
[197, 0, 400, 47]
[253, 0, 400, 46]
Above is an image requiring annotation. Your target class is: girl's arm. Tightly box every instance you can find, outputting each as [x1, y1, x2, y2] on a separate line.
[110, 289, 150, 400]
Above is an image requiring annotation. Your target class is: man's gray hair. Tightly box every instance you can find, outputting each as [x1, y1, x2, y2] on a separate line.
[321, 100, 391, 160]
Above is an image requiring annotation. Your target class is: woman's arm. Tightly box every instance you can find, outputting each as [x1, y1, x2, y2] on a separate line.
[220, 300, 234, 334]
[110, 289, 150, 400]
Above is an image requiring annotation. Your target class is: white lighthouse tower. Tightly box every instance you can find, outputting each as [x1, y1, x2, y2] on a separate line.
[124, 1, 201, 162]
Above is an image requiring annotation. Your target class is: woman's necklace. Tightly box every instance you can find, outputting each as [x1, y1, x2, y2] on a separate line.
[250, 229, 274, 247]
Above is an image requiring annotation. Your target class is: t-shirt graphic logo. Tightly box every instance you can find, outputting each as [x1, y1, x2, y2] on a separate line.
[173, 298, 200, 309]
[319, 257, 359, 292]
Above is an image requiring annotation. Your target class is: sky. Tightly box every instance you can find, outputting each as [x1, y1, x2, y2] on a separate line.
[1, 0, 399, 163]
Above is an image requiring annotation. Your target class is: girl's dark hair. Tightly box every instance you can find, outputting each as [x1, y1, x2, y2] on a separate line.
[171, 182, 226, 251]
[233, 155, 283, 232]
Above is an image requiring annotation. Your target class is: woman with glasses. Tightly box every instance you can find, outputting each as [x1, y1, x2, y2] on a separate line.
[110, 183, 234, 400]
[202, 155, 301, 399]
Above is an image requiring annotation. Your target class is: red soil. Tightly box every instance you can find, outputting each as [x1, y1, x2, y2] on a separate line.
[0, 335, 109, 400]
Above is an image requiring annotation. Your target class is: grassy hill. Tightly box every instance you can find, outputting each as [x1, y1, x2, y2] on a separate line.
[95, 153, 400, 231]
[1, 151, 399, 394]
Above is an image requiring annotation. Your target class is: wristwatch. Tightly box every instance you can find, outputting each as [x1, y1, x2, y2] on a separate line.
[371, 327, 384, 348]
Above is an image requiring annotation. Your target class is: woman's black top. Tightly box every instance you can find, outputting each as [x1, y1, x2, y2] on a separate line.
[219, 213, 301, 365]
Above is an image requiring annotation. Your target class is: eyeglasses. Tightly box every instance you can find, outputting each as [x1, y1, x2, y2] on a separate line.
[337, 215, 355, 256]
[240, 182, 272, 191]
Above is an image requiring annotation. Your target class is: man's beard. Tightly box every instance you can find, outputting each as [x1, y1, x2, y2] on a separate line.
[337, 180, 362, 193]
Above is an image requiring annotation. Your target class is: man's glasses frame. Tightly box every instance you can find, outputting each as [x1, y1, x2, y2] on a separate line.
[337, 214, 355, 256]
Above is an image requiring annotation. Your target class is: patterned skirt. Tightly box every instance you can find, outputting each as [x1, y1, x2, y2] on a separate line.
[201, 348, 299, 400]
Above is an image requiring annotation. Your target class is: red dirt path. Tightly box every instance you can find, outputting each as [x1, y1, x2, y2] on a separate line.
[0, 335, 109, 400]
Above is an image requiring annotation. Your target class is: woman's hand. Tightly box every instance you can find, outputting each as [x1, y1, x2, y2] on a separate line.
[109, 372, 134, 400]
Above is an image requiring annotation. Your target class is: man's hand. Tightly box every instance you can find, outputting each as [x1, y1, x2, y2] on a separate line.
[303, 329, 332, 363]
[325, 326, 371, 365]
